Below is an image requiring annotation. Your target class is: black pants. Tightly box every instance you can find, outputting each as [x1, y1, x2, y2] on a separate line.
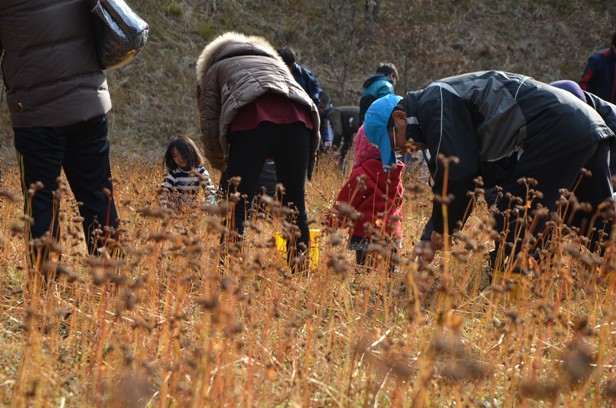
[222, 122, 311, 253]
[14, 114, 119, 264]
[494, 138, 613, 256]
[255, 160, 278, 198]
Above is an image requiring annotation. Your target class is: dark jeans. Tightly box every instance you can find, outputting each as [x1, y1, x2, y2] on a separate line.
[255, 160, 277, 198]
[14, 114, 119, 265]
[350, 235, 399, 273]
[222, 122, 311, 254]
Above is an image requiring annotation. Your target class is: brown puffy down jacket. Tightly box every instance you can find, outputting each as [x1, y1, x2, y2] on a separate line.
[0, 0, 111, 128]
[195, 32, 321, 178]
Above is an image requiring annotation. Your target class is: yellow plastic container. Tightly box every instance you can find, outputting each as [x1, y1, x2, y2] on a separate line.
[273, 229, 320, 269]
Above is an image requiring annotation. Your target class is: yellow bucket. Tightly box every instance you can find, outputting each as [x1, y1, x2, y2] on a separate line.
[273, 229, 320, 269]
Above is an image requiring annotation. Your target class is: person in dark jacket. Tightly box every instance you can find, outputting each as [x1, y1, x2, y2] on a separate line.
[358, 62, 398, 125]
[363, 71, 615, 267]
[196, 32, 320, 268]
[0, 0, 121, 273]
[323, 103, 360, 173]
[278, 47, 322, 107]
[580, 31, 616, 103]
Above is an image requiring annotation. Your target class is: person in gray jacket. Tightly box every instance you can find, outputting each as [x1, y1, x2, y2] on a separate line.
[0, 0, 120, 272]
[363, 71, 615, 267]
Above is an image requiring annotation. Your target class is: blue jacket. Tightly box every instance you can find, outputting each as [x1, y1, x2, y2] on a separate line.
[358, 73, 395, 124]
[290, 63, 321, 106]
[580, 46, 616, 103]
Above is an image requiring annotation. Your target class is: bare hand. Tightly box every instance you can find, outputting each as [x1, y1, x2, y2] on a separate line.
[413, 231, 444, 264]
[413, 240, 435, 263]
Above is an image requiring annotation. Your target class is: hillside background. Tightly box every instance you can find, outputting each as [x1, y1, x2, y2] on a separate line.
[1, 0, 615, 165]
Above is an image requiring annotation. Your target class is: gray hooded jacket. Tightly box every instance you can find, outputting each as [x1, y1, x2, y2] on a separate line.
[196, 32, 321, 177]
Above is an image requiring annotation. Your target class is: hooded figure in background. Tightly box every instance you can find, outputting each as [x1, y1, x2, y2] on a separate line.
[196, 32, 320, 268]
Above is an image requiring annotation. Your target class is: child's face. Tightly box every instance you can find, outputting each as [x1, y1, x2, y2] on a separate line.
[172, 147, 188, 169]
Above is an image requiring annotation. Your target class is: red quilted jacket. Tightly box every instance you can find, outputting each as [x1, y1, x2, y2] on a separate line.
[329, 158, 404, 239]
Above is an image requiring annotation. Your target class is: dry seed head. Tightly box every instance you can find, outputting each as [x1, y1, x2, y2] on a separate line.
[433, 193, 454, 205]
[0, 190, 20, 203]
[519, 378, 560, 401]
[560, 339, 595, 384]
[227, 176, 241, 187]
[604, 380, 616, 398]
[438, 357, 492, 383]
[437, 153, 460, 165]
[228, 191, 241, 202]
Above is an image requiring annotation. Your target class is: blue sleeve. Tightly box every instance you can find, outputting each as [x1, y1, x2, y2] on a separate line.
[320, 119, 332, 143]
[301, 67, 322, 105]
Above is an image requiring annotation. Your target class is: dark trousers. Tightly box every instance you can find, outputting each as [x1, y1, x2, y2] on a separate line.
[222, 122, 311, 253]
[14, 114, 119, 265]
[255, 160, 278, 198]
[494, 138, 613, 257]
[350, 235, 399, 273]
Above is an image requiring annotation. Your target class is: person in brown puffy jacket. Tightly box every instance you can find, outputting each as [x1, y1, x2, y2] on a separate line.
[0, 0, 120, 273]
[196, 32, 321, 269]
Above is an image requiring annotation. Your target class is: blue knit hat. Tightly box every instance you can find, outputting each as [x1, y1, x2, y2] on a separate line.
[364, 94, 403, 170]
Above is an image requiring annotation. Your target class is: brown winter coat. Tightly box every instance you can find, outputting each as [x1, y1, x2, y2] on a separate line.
[195, 32, 321, 177]
[0, 0, 112, 128]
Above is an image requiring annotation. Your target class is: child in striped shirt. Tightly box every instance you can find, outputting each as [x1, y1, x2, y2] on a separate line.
[160, 135, 217, 211]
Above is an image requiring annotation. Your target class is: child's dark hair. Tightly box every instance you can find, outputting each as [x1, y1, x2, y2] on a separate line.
[376, 62, 399, 80]
[163, 135, 205, 170]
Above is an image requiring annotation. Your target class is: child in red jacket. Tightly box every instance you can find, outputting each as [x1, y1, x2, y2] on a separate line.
[326, 125, 404, 270]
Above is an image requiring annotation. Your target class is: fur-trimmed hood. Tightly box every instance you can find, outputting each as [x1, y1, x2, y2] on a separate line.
[196, 31, 284, 88]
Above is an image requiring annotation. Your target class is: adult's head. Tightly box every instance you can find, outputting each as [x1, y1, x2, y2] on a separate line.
[318, 90, 331, 110]
[277, 47, 296, 67]
[364, 94, 403, 168]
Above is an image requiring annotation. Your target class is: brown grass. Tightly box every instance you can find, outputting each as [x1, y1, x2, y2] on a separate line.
[0, 151, 615, 407]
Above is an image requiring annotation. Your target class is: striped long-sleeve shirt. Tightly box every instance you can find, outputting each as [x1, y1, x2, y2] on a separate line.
[160, 166, 217, 209]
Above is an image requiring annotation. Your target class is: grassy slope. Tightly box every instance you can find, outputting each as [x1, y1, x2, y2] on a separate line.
[1, 0, 614, 162]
